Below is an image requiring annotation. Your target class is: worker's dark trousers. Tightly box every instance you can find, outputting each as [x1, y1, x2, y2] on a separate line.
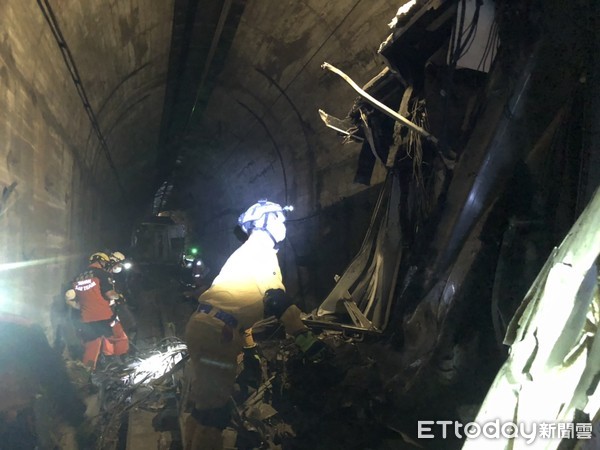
[184, 311, 242, 449]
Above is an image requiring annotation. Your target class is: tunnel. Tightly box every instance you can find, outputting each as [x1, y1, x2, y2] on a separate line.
[1, 0, 599, 449]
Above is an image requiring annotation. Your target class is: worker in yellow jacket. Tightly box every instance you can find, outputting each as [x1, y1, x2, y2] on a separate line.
[184, 199, 328, 449]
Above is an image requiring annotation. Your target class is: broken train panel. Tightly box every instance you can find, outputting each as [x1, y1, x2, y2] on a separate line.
[313, 1, 597, 444]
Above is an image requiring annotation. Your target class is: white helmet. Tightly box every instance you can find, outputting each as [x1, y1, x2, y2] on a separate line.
[110, 251, 126, 263]
[109, 251, 126, 273]
[238, 199, 289, 243]
[89, 252, 111, 265]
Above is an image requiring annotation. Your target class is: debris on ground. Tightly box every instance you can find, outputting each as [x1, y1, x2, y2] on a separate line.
[65, 323, 422, 449]
[228, 330, 414, 450]
[65, 337, 188, 449]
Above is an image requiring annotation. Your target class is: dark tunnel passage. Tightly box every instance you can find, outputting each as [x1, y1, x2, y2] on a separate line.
[1, 0, 599, 449]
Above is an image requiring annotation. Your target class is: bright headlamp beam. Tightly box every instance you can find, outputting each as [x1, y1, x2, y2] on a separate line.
[0, 255, 79, 272]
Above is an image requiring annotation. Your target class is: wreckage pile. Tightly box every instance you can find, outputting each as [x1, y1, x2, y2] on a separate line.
[66, 336, 189, 449]
[229, 330, 418, 450]
[65, 329, 434, 449]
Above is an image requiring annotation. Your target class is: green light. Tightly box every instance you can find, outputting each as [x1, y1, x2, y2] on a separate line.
[190, 248, 198, 255]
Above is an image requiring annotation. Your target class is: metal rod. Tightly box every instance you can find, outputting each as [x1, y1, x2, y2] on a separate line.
[321, 62, 439, 144]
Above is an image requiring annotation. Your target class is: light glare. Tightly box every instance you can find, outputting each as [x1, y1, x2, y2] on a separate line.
[124, 343, 187, 385]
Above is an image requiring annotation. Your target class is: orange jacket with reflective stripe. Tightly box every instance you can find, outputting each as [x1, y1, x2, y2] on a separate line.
[72, 265, 114, 322]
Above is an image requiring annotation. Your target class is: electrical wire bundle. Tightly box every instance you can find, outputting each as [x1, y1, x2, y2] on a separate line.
[87, 337, 189, 449]
[449, 0, 483, 68]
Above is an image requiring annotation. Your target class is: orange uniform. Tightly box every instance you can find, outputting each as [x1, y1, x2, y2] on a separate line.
[71, 263, 129, 369]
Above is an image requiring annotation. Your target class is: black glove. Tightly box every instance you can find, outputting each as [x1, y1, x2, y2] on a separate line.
[239, 346, 263, 389]
[263, 288, 293, 319]
[294, 330, 332, 363]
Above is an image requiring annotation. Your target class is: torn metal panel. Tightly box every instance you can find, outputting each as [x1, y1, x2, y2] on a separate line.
[448, 0, 499, 73]
[321, 60, 458, 183]
[490, 218, 545, 350]
[310, 169, 402, 333]
[428, 43, 541, 280]
[318, 63, 409, 184]
[317, 109, 364, 143]
[396, 203, 487, 393]
[298, 2, 595, 446]
[322, 62, 439, 144]
[379, 0, 457, 89]
[462, 186, 600, 450]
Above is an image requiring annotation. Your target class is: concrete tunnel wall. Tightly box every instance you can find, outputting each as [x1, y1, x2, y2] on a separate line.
[0, 0, 173, 336]
[0, 0, 405, 336]
[176, 0, 400, 301]
[187, 0, 396, 213]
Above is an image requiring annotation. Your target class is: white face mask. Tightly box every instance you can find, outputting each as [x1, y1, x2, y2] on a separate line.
[267, 219, 287, 244]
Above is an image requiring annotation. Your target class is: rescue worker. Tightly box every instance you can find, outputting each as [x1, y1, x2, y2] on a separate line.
[184, 199, 329, 450]
[65, 251, 129, 370]
[107, 251, 138, 342]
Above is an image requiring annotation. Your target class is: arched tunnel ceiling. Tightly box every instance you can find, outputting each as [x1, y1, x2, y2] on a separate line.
[32, 0, 401, 218]
[158, 0, 399, 225]
[35, 0, 176, 205]
[0, 0, 403, 319]
[2, 2, 600, 442]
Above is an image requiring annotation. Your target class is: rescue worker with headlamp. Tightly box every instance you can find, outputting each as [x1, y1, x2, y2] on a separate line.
[107, 251, 138, 344]
[65, 251, 129, 370]
[184, 199, 329, 450]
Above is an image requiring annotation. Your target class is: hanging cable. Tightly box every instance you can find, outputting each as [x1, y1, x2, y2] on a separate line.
[236, 100, 289, 205]
[37, 0, 127, 200]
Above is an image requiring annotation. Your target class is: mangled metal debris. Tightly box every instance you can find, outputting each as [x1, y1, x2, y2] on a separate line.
[122, 341, 187, 385]
[66, 337, 189, 449]
[321, 62, 439, 144]
[312, 1, 598, 449]
[463, 187, 600, 449]
[306, 169, 402, 335]
[224, 332, 399, 450]
[317, 109, 364, 143]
